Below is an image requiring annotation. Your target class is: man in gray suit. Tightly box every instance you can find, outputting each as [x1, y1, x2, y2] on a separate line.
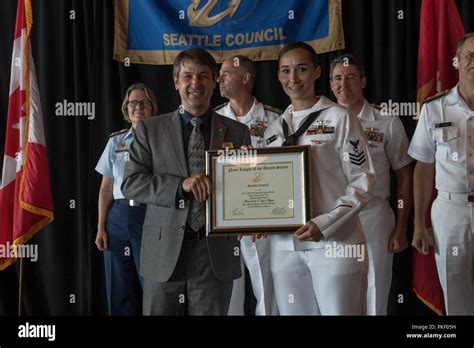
[121, 48, 251, 315]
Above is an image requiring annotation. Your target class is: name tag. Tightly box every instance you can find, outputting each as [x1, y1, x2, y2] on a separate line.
[266, 134, 277, 145]
[435, 122, 452, 128]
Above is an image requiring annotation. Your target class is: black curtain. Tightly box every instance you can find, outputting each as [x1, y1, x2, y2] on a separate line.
[0, 0, 473, 315]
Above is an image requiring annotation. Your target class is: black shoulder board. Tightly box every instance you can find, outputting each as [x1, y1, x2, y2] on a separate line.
[264, 104, 283, 114]
[372, 104, 383, 110]
[109, 129, 128, 138]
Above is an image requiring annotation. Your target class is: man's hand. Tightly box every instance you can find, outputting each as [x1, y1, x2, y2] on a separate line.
[412, 161, 434, 256]
[95, 228, 109, 251]
[294, 221, 323, 242]
[183, 174, 212, 203]
[388, 225, 408, 253]
[412, 225, 432, 255]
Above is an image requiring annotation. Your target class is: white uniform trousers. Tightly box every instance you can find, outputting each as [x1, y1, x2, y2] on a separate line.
[431, 196, 474, 315]
[227, 236, 278, 315]
[270, 246, 368, 315]
[359, 198, 395, 315]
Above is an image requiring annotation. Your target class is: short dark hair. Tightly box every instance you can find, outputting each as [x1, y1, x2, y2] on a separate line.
[329, 54, 365, 79]
[456, 32, 474, 57]
[173, 48, 217, 79]
[227, 55, 256, 85]
[278, 41, 319, 67]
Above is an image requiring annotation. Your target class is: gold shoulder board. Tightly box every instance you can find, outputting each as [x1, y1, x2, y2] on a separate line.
[109, 129, 128, 138]
[263, 104, 283, 114]
[424, 90, 449, 103]
[213, 102, 229, 111]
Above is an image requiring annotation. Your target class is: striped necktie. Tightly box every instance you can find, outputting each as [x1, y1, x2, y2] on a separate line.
[186, 117, 205, 232]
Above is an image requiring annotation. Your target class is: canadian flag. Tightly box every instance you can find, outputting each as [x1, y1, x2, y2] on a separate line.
[0, 0, 54, 270]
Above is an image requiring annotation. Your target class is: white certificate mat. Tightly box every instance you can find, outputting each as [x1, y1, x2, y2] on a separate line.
[206, 146, 311, 236]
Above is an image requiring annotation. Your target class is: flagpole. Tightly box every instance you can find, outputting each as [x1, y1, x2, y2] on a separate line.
[18, 257, 24, 315]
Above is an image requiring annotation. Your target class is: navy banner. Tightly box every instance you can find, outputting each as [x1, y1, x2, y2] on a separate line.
[114, 0, 345, 65]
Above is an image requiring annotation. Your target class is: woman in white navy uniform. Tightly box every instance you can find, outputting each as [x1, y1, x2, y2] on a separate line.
[264, 42, 376, 315]
[95, 83, 158, 315]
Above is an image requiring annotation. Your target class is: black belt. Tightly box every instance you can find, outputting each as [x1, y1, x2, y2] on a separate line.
[114, 199, 143, 207]
[183, 226, 206, 240]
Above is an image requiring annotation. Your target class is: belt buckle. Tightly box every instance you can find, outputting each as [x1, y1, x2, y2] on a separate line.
[129, 199, 139, 206]
[468, 193, 474, 203]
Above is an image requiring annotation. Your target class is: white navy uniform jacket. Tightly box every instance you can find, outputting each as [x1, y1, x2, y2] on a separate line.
[408, 85, 474, 193]
[215, 98, 280, 147]
[358, 100, 413, 199]
[264, 96, 376, 251]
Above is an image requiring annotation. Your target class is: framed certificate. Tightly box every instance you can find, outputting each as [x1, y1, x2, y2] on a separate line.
[205, 145, 311, 236]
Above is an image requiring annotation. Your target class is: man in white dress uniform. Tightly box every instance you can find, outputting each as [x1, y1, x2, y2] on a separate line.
[215, 55, 280, 315]
[330, 54, 413, 315]
[409, 33, 474, 315]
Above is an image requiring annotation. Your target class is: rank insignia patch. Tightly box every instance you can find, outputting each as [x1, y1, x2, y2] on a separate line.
[349, 139, 366, 166]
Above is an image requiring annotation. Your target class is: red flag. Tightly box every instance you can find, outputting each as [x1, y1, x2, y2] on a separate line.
[0, 0, 54, 270]
[414, 0, 465, 315]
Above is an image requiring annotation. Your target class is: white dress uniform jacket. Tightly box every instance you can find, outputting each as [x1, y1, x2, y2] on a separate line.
[215, 98, 280, 148]
[359, 100, 413, 198]
[265, 96, 376, 250]
[408, 85, 474, 315]
[357, 99, 413, 315]
[263, 96, 376, 315]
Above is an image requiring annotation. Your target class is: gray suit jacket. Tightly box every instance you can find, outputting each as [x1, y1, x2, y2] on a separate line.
[121, 110, 251, 282]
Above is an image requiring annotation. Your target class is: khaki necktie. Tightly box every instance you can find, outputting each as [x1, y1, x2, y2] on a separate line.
[186, 117, 205, 232]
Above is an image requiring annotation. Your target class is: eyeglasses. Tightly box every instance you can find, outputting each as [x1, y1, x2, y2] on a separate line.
[128, 99, 152, 108]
